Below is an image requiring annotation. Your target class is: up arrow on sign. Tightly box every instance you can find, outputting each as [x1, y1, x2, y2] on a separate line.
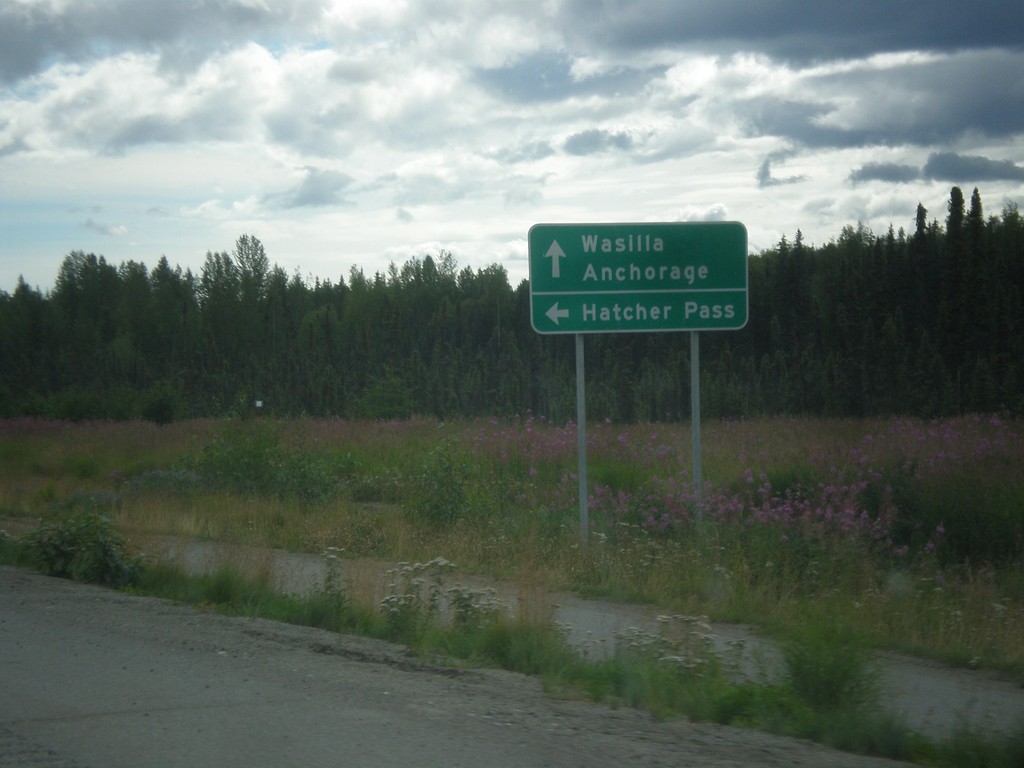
[545, 240, 566, 278]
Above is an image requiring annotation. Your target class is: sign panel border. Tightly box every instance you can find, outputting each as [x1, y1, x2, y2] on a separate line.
[528, 221, 748, 335]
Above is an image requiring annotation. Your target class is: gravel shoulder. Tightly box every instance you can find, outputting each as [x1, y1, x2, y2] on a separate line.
[135, 532, 1024, 740]
[1, 565, 913, 768]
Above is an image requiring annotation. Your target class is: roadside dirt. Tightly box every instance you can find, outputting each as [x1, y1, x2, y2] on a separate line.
[3, 565, 910, 767]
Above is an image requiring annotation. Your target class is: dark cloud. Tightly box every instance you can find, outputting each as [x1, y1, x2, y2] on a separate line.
[563, 129, 633, 155]
[491, 140, 556, 164]
[923, 153, 1024, 182]
[739, 49, 1024, 151]
[736, 95, 912, 150]
[757, 152, 805, 188]
[813, 49, 1024, 144]
[266, 103, 359, 158]
[849, 163, 922, 184]
[81, 218, 126, 236]
[502, 176, 544, 207]
[383, 172, 479, 207]
[59, 99, 256, 156]
[0, 0, 318, 83]
[0, 133, 29, 157]
[104, 115, 190, 152]
[473, 51, 662, 103]
[473, 52, 575, 102]
[738, 97, 847, 148]
[560, 1, 1024, 64]
[847, 154, 1024, 185]
[267, 168, 356, 209]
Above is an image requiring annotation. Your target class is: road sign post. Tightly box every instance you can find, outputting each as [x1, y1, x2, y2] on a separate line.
[575, 333, 588, 546]
[529, 221, 748, 539]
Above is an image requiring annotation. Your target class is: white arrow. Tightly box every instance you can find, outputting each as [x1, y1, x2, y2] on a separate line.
[545, 240, 566, 278]
[546, 302, 570, 325]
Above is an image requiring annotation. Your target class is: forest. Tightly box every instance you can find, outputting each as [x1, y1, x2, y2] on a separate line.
[1, 186, 1021, 423]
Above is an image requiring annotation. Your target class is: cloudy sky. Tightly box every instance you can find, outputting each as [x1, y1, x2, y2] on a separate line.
[2, 0, 1023, 293]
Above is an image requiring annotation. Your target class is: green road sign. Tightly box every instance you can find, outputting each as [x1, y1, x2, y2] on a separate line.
[529, 221, 748, 334]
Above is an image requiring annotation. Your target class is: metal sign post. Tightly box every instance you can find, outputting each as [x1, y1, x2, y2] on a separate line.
[575, 333, 588, 545]
[528, 221, 747, 542]
[691, 331, 702, 517]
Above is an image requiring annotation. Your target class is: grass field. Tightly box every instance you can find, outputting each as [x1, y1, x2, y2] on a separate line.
[2, 413, 1021, 672]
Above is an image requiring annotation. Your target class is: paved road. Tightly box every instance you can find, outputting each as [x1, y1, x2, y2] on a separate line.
[1, 566, 910, 767]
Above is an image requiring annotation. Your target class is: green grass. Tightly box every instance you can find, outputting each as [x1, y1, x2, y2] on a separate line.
[925, 728, 1024, 768]
[131, 561, 380, 635]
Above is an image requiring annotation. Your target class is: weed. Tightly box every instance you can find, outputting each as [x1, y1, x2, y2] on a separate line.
[309, 546, 357, 631]
[380, 557, 457, 642]
[446, 584, 503, 629]
[471, 619, 581, 679]
[600, 615, 729, 718]
[64, 455, 101, 480]
[123, 469, 201, 494]
[781, 618, 879, 712]
[408, 431, 468, 526]
[203, 566, 262, 607]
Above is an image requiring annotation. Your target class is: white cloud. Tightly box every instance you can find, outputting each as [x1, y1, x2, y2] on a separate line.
[661, 204, 732, 223]
[1, 1, 1022, 293]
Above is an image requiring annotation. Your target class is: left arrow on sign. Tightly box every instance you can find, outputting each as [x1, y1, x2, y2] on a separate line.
[545, 240, 566, 278]
[546, 302, 570, 325]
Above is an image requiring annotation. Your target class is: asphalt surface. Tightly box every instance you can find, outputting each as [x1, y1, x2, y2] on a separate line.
[0, 565, 914, 768]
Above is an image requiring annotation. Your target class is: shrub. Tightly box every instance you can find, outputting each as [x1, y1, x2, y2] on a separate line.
[894, 470, 1023, 566]
[141, 382, 179, 425]
[26, 510, 142, 588]
[185, 423, 340, 503]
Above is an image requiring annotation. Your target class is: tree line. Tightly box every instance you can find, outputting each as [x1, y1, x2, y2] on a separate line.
[1, 187, 1022, 423]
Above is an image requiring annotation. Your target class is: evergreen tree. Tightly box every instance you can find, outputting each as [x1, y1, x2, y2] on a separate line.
[2, 193, 1022, 421]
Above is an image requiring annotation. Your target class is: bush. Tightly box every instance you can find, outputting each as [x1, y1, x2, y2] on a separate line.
[141, 382, 179, 425]
[782, 619, 878, 712]
[888, 466, 1024, 566]
[408, 434, 468, 526]
[26, 510, 142, 588]
[0, 529, 33, 567]
[186, 423, 339, 503]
